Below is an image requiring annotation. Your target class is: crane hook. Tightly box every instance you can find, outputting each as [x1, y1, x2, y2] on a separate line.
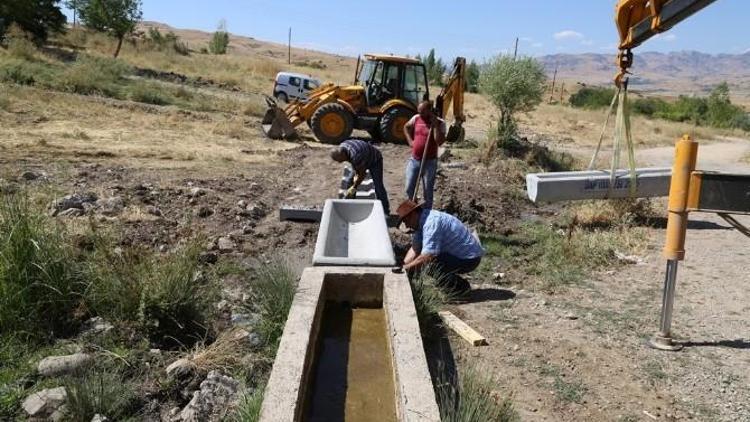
[614, 49, 633, 89]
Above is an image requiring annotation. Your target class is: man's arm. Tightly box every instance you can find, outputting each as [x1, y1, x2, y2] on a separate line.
[434, 119, 447, 146]
[352, 165, 366, 188]
[403, 252, 435, 271]
[403, 119, 415, 147]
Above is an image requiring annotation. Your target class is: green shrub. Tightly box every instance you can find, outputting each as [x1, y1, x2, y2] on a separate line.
[55, 56, 131, 97]
[138, 242, 216, 348]
[244, 258, 297, 356]
[569, 86, 615, 109]
[479, 55, 546, 146]
[128, 82, 172, 105]
[83, 238, 217, 349]
[630, 97, 669, 117]
[0, 194, 83, 340]
[7, 36, 37, 61]
[64, 369, 138, 421]
[209, 29, 230, 55]
[144, 27, 189, 55]
[0, 58, 55, 86]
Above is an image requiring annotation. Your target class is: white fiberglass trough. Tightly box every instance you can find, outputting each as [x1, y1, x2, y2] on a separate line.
[526, 167, 672, 203]
[313, 199, 395, 267]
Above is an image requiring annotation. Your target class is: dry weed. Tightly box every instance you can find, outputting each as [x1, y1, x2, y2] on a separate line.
[191, 327, 253, 373]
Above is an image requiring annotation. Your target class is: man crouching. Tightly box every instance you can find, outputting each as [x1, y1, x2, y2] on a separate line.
[397, 199, 484, 296]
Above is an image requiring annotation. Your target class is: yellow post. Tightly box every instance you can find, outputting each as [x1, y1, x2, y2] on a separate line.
[663, 135, 699, 260]
[649, 134, 698, 351]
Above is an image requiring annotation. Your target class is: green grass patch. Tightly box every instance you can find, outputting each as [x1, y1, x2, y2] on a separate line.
[64, 368, 139, 421]
[82, 234, 218, 349]
[0, 58, 58, 86]
[409, 264, 455, 327]
[0, 194, 84, 340]
[480, 219, 644, 290]
[540, 364, 587, 404]
[437, 364, 518, 422]
[243, 258, 297, 357]
[231, 386, 265, 422]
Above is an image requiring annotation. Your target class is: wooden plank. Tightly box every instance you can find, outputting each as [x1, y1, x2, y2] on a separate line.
[438, 311, 487, 346]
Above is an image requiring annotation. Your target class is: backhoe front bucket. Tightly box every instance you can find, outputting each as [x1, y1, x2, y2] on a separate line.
[261, 96, 298, 140]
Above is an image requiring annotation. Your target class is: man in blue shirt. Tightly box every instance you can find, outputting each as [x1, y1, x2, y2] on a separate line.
[396, 199, 484, 295]
[330, 139, 390, 215]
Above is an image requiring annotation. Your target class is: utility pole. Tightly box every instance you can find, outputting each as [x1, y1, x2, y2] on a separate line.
[549, 65, 558, 103]
[72, 0, 77, 26]
[288, 27, 292, 65]
[513, 37, 519, 59]
[560, 82, 565, 104]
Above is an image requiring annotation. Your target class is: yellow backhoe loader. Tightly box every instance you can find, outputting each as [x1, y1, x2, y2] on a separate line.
[262, 54, 466, 144]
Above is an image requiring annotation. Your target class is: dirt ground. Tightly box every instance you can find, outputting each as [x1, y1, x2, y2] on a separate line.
[3, 76, 750, 421]
[449, 139, 750, 422]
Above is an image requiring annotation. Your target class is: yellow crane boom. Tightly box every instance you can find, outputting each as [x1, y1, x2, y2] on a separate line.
[614, 0, 718, 86]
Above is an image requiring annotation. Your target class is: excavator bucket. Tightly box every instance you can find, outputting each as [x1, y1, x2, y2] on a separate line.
[261, 96, 298, 140]
[446, 123, 465, 143]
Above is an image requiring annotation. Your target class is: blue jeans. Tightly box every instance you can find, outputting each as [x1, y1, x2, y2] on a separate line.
[344, 157, 390, 215]
[405, 157, 437, 209]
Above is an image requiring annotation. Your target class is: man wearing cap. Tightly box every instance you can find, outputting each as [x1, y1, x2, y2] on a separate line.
[403, 100, 446, 209]
[396, 199, 484, 295]
[330, 139, 390, 215]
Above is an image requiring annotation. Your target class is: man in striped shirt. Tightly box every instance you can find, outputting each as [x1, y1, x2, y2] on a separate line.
[397, 199, 484, 295]
[330, 139, 390, 215]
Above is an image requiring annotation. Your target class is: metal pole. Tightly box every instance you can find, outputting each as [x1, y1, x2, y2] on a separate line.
[513, 37, 519, 59]
[288, 27, 291, 65]
[648, 135, 698, 351]
[549, 66, 557, 103]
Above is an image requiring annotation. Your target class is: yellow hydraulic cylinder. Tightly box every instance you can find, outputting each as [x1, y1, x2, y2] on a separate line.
[662, 135, 698, 261]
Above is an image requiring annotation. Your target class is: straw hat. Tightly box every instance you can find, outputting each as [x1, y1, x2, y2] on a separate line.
[396, 199, 424, 222]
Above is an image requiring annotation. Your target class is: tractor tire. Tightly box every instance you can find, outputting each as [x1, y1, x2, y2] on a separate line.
[310, 102, 354, 144]
[379, 107, 415, 144]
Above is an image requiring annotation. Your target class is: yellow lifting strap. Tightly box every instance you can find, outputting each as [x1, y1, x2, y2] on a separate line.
[588, 81, 638, 197]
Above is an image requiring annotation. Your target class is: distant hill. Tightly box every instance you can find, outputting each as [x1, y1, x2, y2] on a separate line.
[538, 51, 750, 99]
[139, 22, 750, 101]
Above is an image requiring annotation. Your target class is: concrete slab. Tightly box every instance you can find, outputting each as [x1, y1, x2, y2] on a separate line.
[313, 199, 395, 267]
[259, 267, 440, 422]
[279, 206, 322, 222]
[526, 167, 671, 203]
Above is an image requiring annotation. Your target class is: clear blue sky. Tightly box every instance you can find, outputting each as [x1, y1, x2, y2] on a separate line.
[62, 0, 749, 60]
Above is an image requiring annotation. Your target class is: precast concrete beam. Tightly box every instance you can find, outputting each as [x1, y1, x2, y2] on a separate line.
[526, 167, 671, 203]
[313, 199, 395, 266]
[279, 205, 322, 222]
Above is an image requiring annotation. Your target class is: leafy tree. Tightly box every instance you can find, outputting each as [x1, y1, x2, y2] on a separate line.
[0, 0, 66, 44]
[208, 20, 229, 55]
[421, 48, 447, 86]
[479, 55, 546, 145]
[466, 60, 480, 93]
[70, 0, 142, 58]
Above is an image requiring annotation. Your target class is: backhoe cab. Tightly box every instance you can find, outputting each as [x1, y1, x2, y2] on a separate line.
[262, 54, 465, 144]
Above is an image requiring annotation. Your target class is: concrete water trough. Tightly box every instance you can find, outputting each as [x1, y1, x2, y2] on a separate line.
[526, 167, 672, 203]
[313, 199, 395, 267]
[259, 267, 440, 422]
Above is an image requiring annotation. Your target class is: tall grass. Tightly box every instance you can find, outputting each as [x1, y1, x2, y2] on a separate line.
[64, 369, 138, 421]
[437, 364, 518, 422]
[81, 233, 218, 349]
[0, 194, 83, 340]
[232, 386, 265, 422]
[409, 264, 454, 326]
[244, 258, 297, 356]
